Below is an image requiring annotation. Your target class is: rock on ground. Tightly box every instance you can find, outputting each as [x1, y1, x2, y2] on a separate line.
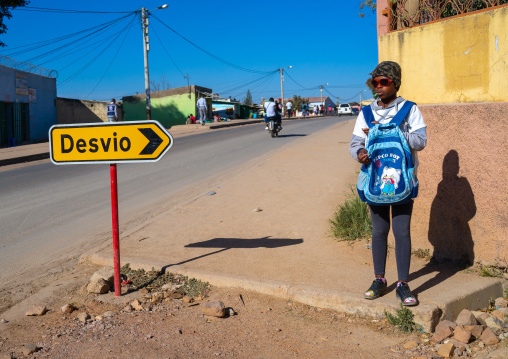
[130, 300, 144, 311]
[491, 308, 508, 322]
[437, 342, 455, 357]
[484, 316, 504, 334]
[453, 325, 472, 344]
[25, 305, 47, 316]
[202, 300, 226, 318]
[86, 278, 110, 294]
[494, 297, 508, 308]
[77, 312, 90, 323]
[61, 304, 76, 314]
[472, 311, 490, 326]
[432, 325, 453, 344]
[464, 324, 484, 338]
[402, 340, 418, 349]
[480, 327, 500, 345]
[22, 344, 38, 355]
[89, 266, 115, 286]
[435, 320, 456, 333]
[455, 309, 478, 326]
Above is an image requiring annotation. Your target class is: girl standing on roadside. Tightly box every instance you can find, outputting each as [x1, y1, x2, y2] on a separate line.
[349, 61, 427, 306]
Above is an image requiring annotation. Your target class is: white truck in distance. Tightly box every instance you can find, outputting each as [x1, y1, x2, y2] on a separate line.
[337, 103, 352, 116]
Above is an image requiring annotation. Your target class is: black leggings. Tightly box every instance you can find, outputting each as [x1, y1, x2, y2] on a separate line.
[369, 200, 413, 282]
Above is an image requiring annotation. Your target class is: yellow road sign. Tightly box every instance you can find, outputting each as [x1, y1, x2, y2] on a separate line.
[49, 121, 173, 164]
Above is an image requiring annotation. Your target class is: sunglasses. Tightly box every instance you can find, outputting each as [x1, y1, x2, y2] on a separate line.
[371, 78, 393, 88]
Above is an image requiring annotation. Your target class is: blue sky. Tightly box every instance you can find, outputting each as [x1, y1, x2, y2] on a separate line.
[1, 0, 378, 103]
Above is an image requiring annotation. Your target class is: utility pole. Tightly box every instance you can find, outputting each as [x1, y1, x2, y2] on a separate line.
[280, 68, 284, 117]
[141, 8, 151, 121]
[184, 74, 191, 98]
[359, 91, 362, 108]
[139, 4, 168, 121]
[320, 85, 323, 106]
[279, 66, 292, 118]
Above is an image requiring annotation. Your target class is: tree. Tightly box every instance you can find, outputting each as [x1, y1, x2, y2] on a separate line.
[1, 1, 30, 47]
[243, 89, 252, 106]
[359, 0, 377, 17]
[150, 74, 171, 92]
[291, 95, 309, 110]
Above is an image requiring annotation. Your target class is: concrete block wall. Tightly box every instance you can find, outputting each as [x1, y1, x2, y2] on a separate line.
[57, 98, 123, 124]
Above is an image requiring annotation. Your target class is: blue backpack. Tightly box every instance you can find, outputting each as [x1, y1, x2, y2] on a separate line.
[356, 101, 418, 206]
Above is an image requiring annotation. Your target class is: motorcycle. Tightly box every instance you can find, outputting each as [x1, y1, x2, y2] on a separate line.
[267, 116, 281, 138]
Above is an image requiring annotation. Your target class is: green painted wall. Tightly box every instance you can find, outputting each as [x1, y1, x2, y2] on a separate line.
[123, 92, 195, 128]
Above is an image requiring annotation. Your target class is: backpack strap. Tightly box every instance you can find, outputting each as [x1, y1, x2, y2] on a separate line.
[362, 105, 376, 128]
[390, 101, 415, 127]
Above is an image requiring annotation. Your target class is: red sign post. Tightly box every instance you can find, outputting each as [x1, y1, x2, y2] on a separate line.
[49, 121, 173, 296]
[110, 164, 121, 296]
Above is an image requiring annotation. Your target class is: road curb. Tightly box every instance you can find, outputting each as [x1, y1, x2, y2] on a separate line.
[77, 252, 505, 333]
[0, 152, 50, 167]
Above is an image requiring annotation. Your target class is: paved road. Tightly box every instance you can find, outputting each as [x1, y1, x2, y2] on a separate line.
[0, 116, 352, 309]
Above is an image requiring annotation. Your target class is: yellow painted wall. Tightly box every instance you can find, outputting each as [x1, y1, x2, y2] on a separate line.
[378, 6, 508, 104]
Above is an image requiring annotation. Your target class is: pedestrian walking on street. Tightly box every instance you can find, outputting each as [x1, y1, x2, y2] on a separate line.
[349, 61, 427, 306]
[106, 99, 118, 122]
[286, 101, 292, 118]
[197, 95, 207, 125]
[320, 105, 324, 116]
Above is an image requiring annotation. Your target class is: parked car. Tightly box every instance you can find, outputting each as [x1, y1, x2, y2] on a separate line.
[337, 103, 352, 116]
[351, 108, 360, 116]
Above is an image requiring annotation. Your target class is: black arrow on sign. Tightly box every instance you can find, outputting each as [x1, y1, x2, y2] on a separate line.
[138, 127, 164, 155]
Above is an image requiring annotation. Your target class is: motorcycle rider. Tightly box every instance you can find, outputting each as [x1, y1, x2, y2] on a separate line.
[263, 97, 282, 131]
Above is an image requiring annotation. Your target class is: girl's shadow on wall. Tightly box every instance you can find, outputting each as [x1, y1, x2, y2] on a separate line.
[408, 150, 476, 296]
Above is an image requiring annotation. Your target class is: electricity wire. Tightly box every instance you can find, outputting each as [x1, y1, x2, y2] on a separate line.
[229, 72, 278, 99]
[15, 7, 134, 14]
[85, 16, 137, 98]
[324, 87, 340, 100]
[151, 14, 275, 75]
[284, 71, 307, 88]
[151, 24, 186, 78]
[26, 13, 136, 65]
[58, 17, 136, 88]
[36, 15, 136, 66]
[219, 71, 278, 96]
[3, 13, 134, 57]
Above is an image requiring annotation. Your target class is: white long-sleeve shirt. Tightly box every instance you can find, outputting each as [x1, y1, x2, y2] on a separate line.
[197, 98, 207, 109]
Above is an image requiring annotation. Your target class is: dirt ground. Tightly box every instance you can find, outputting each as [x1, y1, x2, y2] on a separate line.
[0, 262, 443, 359]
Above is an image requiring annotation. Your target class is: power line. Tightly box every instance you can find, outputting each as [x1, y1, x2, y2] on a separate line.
[85, 16, 137, 99]
[37, 15, 136, 66]
[151, 23, 186, 78]
[323, 88, 339, 100]
[25, 14, 136, 65]
[151, 14, 275, 75]
[284, 71, 307, 88]
[230, 72, 277, 99]
[58, 17, 135, 88]
[3, 13, 134, 57]
[219, 72, 278, 96]
[15, 7, 134, 14]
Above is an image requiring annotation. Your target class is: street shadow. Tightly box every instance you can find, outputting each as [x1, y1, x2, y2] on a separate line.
[161, 236, 303, 270]
[277, 134, 307, 138]
[395, 150, 476, 296]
